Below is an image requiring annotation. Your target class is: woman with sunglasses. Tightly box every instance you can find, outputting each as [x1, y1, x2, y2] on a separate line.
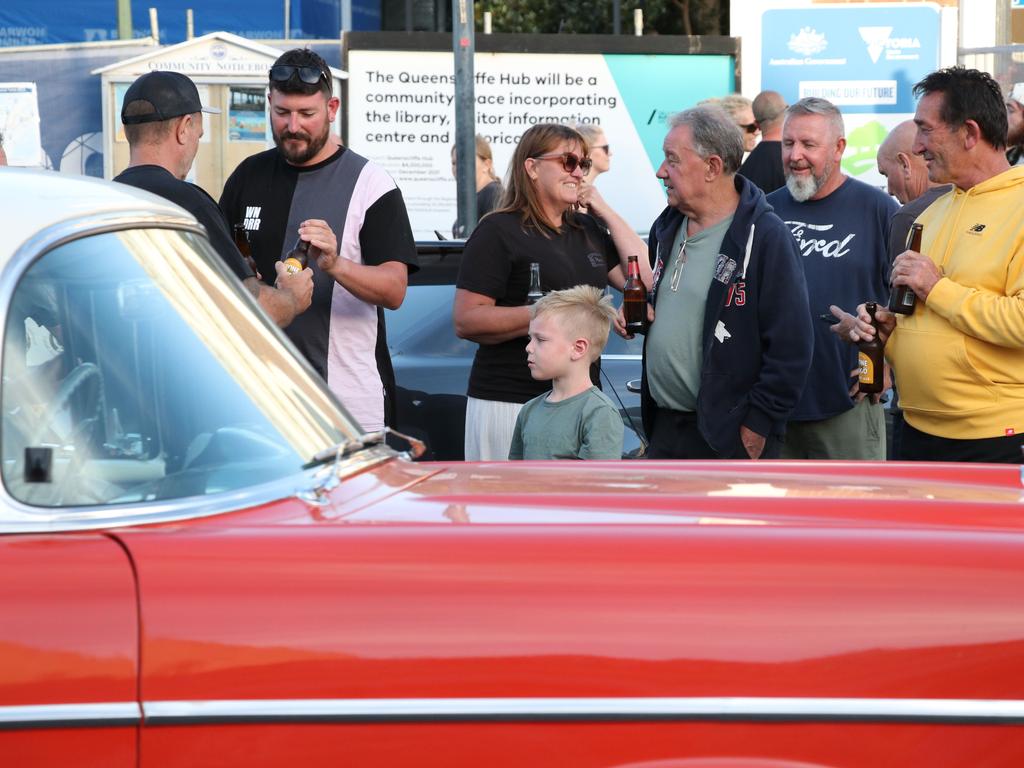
[453, 123, 649, 461]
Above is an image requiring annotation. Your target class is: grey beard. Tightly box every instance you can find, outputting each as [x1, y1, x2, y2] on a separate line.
[785, 172, 820, 202]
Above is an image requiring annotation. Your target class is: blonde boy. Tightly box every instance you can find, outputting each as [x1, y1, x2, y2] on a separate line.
[508, 286, 624, 460]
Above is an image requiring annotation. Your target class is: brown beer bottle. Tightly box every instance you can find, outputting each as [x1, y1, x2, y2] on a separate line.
[889, 223, 921, 315]
[857, 301, 885, 395]
[282, 235, 310, 275]
[623, 254, 648, 334]
[232, 223, 252, 258]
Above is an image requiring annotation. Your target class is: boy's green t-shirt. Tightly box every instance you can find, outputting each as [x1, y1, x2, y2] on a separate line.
[508, 385, 623, 460]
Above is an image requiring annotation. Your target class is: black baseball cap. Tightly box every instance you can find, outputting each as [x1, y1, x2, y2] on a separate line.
[121, 71, 220, 125]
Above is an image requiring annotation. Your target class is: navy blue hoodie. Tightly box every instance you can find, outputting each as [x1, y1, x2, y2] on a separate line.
[641, 174, 813, 456]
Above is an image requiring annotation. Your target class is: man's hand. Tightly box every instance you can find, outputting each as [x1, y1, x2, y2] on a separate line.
[613, 303, 655, 339]
[740, 425, 766, 459]
[298, 219, 339, 273]
[828, 305, 859, 344]
[273, 261, 313, 315]
[850, 302, 897, 346]
[891, 246, 942, 301]
[847, 362, 892, 405]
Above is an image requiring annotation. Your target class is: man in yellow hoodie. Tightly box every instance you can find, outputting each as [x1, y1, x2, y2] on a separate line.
[851, 66, 1024, 462]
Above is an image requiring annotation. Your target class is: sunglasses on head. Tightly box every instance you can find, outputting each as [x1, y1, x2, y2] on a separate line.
[270, 64, 328, 85]
[532, 152, 593, 174]
[740, 122, 759, 134]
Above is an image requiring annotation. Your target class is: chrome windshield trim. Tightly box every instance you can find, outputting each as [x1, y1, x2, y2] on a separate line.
[0, 702, 140, 730]
[142, 697, 1024, 725]
[0, 445, 400, 534]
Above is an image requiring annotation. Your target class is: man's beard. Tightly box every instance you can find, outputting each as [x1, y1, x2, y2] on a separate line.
[274, 121, 330, 165]
[785, 158, 833, 202]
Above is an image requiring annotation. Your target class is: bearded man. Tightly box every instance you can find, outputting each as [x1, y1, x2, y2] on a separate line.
[766, 97, 898, 460]
[220, 49, 418, 433]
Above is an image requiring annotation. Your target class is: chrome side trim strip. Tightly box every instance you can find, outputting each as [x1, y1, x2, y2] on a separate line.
[0, 702, 141, 730]
[143, 697, 1024, 726]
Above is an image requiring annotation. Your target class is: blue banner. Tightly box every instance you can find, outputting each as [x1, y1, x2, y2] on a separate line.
[761, 6, 940, 114]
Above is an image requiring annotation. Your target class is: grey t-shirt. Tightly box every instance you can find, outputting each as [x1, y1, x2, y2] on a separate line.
[646, 214, 734, 412]
[508, 386, 623, 460]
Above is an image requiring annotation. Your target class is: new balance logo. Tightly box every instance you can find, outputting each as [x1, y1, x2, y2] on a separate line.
[968, 223, 986, 234]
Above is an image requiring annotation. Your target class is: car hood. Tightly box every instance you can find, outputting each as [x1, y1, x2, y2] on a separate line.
[202, 456, 1024, 533]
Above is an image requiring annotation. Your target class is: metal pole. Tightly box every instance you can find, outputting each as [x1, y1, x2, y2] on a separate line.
[148, 7, 160, 43]
[117, 0, 133, 40]
[284, 0, 291, 39]
[612, 0, 621, 35]
[453, 0, 477, 237]
[186, 9, 194, 40]
[405, 0, 413, 32]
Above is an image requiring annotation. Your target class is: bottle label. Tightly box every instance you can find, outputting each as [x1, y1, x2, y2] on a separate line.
[283, 257, 303, 274]
[858, 352, 874, 384]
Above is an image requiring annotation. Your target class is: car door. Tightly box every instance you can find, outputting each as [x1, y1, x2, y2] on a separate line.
[0, 534, 139, 767]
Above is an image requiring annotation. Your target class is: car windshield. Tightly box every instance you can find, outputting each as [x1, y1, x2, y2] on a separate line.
[2, 226, 357, 509]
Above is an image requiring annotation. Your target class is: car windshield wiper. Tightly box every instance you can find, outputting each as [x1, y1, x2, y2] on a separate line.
[304, 427, 426, 469]
[298, 428, 427, 506]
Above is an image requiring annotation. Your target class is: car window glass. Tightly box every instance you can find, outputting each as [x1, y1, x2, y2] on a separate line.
[2, 229, 340, 509]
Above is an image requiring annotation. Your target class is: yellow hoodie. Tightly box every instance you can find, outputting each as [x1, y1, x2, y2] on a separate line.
[888, 165, 1024, 439]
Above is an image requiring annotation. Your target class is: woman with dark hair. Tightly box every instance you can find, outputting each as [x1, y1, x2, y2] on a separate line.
[452, 123, 643, 460]
[451, 134, 503, 237]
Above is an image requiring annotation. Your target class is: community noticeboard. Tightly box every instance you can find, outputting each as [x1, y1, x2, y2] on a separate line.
[761, 4, 941, 187]
[346, 38, 737, 240]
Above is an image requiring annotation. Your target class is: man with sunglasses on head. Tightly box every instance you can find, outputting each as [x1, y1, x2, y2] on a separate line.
[114, 71, 312, 328]
[220, 49, 417, 434]
[628, 104, 812, 460]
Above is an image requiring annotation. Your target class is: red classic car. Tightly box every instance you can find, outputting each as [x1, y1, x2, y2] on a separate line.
[2, 169, 1024, 767]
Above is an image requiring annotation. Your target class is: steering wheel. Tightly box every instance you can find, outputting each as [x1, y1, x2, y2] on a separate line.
[29, 362, 103, 448]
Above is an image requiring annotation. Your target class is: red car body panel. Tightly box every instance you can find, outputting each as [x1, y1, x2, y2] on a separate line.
[0, 535, 138, 766]
[108, 460, 1024, 765]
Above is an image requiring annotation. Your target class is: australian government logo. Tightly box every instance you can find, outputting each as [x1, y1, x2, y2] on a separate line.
[770, 27, 847, 66]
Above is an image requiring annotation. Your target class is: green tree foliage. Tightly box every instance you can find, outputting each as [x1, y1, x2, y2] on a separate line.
[479, 0, 727, 37]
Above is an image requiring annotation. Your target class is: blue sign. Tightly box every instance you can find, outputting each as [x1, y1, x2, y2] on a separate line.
[762, 6, 940, 114]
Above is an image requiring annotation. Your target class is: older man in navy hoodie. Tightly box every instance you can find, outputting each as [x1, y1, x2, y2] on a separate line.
[627, 104, 813, 459]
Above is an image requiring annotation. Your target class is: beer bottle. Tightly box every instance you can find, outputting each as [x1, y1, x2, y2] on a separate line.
[889, 223, 921, 315]
[526, 262, 543, 305]
[282, 235, 310, 275]
[623, 254, 648, 334]
[857, 301, 885, 395]
[232, 223, 251, 258]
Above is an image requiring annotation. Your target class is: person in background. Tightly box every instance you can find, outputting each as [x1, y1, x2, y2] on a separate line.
[113, 70, 312, 328]
[767, 97, 898, 460]
[453, 123, 643, 461]
[575, 122, 612, 182]
[631, 104, 812, 460]
[718, 94, 760, 155]
[875, 120, 953, 262]
[451, 134, 503, 238]
[739, 90, 787, 193]
[508, 285, 623, 460]
[220, 48, 417, 433]
[0, 131, 7, 166]
[850, 66, 1024, 463]
[1005, 83, 1024, 166]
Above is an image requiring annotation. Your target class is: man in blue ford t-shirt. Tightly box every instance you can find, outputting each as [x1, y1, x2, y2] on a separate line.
[768, 97, 899, 460]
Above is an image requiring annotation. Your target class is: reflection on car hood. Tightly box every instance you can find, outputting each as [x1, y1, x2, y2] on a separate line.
[200, 457, 1024, 533]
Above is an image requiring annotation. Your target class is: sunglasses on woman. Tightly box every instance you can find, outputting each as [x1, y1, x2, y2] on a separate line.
[269, 64, 329, 85]
[531, 152, 593, 174]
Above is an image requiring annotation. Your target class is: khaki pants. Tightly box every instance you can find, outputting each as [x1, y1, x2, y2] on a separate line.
[781, 399, 886, 460]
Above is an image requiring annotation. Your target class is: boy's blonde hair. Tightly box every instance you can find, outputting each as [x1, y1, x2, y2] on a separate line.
[530, 285, 616, 362]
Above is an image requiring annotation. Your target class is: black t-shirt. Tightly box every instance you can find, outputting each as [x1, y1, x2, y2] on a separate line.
[457, 211, 620, 403]
[219, 145, 418, 432]
[738, 140, 785, 195]
[453, 180, 504, 238]
[113, 165, 253, 281]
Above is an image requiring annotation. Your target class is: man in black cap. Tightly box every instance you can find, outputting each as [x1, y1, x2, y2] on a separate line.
[114, 70, 311, 327]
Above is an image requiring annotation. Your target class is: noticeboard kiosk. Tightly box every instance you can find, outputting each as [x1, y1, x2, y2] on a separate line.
[93, 31, 346, 199]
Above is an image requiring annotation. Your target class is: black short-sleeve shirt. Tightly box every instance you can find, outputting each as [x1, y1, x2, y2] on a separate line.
[457, 211, 620, 403]
[113, 165, 253, 281]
